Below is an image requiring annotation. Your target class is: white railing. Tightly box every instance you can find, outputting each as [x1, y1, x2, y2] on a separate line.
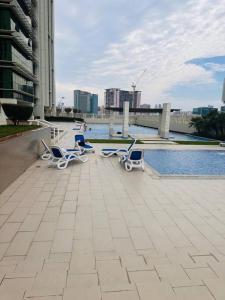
[28, 119, 65, 144]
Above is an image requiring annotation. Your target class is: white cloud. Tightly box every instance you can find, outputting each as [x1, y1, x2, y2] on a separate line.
[204, 63, 225, 73]
[55, 0, 225, 108]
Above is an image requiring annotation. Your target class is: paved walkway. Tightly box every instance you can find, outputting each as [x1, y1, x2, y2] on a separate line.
[0, 140, 225, 299]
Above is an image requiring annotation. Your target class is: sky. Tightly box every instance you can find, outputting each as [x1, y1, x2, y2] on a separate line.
[55, 0, 225, 111]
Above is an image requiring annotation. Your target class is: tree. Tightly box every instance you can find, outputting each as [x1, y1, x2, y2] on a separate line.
[190, 111, 225, 139]
[64, 107, 72, 114]
[56, 107, 62, 116]
[2, 104, 33, 125]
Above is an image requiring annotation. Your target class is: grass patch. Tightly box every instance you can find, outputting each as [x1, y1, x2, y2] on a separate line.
[175, 140, 220, 145]
[86, 139, 143, 144]
[0, 125, 40, 139]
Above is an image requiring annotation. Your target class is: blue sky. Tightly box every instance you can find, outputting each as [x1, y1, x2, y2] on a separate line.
[55, 0, 225, 110]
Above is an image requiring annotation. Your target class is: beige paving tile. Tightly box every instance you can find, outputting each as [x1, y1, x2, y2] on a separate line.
[0, 277, 34, 291]
[63, 286, 101, 300]
[24, 297, 62, 300]
[7, 208, 30, 223]
[6, 232, 35, 256]
[70, 253, 96, 274]
[114, 238, 136, 255]
[51, 230, 73, 253]
[185, 267, 218, 280]
[137, 282, 177, 300]
[61, 201, 76, 213]
[27, 241, 51, 259]
[43, 262, 69, 272]
[20, 214, 42, 232]
[121, 254, 153, 271]
[74, 220, 93, 239]
[0, 215, 8, 228]
[102, 290, 140, 300]
[0, 289, 25, 300]
[47, 253, 71, 263]
[29, 270, 67, 293]
[43, 207, 60, 222]
[0, 223, 21, 243]
[0, 202, 18, 215]
[94, 228, 114, 252]
[129, 270, 160, 283]
[110, 220, 129, 238]
[34, 222, 56, 242]
[0, 243, 9, 259]
[204, 278, 225, 300]
[155, 263, 190, 286]
[57, 213, 75, 229]
[129, 227, 153, 250]
[67, 273, 98, 287]
[174, 285, 214, 300]
[29, 201, 48, 215]
[123, 211, 142, 227]
[97, 260, 130, 291]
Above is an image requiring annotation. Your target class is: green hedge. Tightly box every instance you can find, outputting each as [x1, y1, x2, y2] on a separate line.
[45, 116, 84, 122]
[175, 140, 220, 145]
[0, 125, 40, 139]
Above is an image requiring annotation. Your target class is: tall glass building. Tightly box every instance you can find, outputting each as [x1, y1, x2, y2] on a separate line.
[0, 0, 55, 123]
[74, 90, 98, 114]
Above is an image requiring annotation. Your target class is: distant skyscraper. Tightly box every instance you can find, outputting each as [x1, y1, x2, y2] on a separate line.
[74, 90, 98, 114]
[104, 88, 141, 109]
[192, 106, 217, 116]
[140, 104, 151, 109]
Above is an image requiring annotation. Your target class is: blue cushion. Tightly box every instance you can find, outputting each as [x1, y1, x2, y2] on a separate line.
[52, 147, 62, 158]
[83, 144, 93, 149]
[130, 151, 142, 160]
[75, 135, 85, 143]
[65, 155, 76, 159]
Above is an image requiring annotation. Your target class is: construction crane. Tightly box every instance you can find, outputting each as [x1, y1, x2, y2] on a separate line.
[131, 68, 148, 93]
[131, 68, 147, 110]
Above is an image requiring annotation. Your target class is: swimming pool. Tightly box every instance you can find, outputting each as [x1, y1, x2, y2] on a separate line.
[144, 150, 225, 175]
[83, 124, 211, 141]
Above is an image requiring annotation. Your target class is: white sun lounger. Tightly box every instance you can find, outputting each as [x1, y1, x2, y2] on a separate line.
[48, 146, 88, 169]
[100, 139, 136, 158]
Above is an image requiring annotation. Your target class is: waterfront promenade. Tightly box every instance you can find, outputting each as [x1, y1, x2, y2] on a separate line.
[0, 139, 225, 299]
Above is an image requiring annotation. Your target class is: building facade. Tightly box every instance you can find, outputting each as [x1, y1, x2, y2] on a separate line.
[74, 90, 98, 114]
[192, 106, 218, 116]
[0, 0, 55, 124]
[104, 88, 141, 109]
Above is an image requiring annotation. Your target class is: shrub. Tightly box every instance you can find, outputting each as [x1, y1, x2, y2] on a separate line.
[2, 104, 33, 125]
[65, 107, 72, 114]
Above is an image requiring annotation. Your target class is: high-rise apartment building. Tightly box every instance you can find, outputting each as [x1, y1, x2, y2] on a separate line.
[74, 90, 98, 114]
[105, 88, 141, 109]
[0, 0, 55, 123]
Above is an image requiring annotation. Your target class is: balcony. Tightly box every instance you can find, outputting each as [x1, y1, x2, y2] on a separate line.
[11, 31, 33, 58]
[0, 0, 33, 37]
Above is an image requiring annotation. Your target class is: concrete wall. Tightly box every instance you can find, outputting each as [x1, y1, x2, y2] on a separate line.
[134, 114, 195, 134]
[0, 127, 51, 193]
[33, 0, 55, 118]
[0, 104, 7, 125]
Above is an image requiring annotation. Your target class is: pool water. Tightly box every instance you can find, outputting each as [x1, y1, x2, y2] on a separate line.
[144, 150, 225, 175]
[83, 124, 211, 141]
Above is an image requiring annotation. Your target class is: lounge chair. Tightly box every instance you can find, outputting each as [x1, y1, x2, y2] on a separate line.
[41, 139, 52, 160]
[41, 139, 83, 161]
[220, 142, 225, 147]
[100, 139, 136, 158]
[48, 146, 88, 169]
[120, 149, 145, 172]
[74, 134, 95, 153]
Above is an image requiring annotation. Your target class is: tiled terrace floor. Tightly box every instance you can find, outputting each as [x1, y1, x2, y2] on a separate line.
[1, 141, 225, 299]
